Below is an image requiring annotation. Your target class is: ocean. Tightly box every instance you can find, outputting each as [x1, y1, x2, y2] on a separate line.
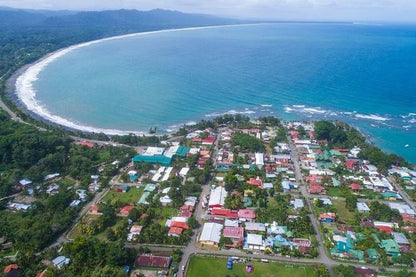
[16, 23, 416, 162]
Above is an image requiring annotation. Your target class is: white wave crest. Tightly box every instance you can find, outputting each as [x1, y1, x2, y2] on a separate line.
[355, 114, 390, 121]
[15, 24, 256, 135]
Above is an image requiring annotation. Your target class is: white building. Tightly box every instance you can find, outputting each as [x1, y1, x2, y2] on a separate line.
[199, 222, 223, 246]
[208, 186, 227, 209]
[246, 234, 264, 250]
[255, 153, 264, 168]
[357, 202, 370, 213]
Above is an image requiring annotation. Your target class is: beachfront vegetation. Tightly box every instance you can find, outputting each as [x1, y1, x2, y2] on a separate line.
[314, 120, 408, 173]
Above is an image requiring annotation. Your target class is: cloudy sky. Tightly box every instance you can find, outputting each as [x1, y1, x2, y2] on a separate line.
[1, 0, 416, 22]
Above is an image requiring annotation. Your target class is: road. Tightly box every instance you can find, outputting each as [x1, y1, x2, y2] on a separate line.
[287, 136, 333, 276]
[177, 131, 221, 277]
[47, 175, 118, 248]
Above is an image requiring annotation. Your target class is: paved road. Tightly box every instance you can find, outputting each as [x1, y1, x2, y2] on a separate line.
[287, 137, 333, 276]
[388, 175, 416, 211]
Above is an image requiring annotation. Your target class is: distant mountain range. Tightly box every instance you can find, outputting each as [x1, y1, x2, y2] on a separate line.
[0, 7, 245, 28]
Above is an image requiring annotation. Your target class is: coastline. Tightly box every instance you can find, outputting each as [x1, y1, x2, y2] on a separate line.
[8, 23, 263, 136]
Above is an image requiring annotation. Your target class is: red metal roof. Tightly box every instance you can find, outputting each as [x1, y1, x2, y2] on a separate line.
[4, 264, 19, 273]
[179, 210, 192, 218]
[120, 205, 134, 214]
[79, 141, 95, 148]
[247, 177, 263, 187]
[211, 208, 238, 219]
[168, 227, 183, 235]
[350, 183, 362, 190]
[238, 209, 256, 219]
[136, 254, 172, 268]
[223, 227, 244, 239]
[376, 226, 392, 234]
[170, 221, 189, 229]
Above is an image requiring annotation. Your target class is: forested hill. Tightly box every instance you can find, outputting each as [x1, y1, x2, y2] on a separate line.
[0, 8, 242, 28]
[0, 8, 244, 81]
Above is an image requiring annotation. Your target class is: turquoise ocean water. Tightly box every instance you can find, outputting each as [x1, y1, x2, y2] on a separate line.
[31, 23, 416, 162]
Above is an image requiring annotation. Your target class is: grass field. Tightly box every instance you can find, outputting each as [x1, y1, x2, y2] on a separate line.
[102, 186, 143, 206]
[187, 256, 317, 277]
[331, 199, 356, 223]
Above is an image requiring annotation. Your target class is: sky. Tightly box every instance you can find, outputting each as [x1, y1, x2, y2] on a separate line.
[1, 0, 416, 22]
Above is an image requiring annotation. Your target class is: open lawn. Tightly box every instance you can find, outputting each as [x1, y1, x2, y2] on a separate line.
[331, 199, 356, 224]
[187, 256, 317, 277]
[102, 186, 143, 206]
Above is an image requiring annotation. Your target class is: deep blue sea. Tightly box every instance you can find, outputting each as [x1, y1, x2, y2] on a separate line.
[31, 23, 416, 162]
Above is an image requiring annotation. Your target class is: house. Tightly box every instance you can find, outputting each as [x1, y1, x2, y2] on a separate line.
[246, 234, 264, 250]
[116, 184, 130, 193]
[168, 227, 183, 237]
[290, 199, 304, 210]
[319, 213, 336, 222]
[170, 221, 189, 230]
[159, 195, 173, 206]
[52, 256, 71, 269]
[199, 223, 223, 246]
[135, 254, 172, 268]
[293, 238, 312, 254]
[128, 170, 138, 181]
[357, 202, 370, 213]
[238, 209, 256, 222]
[247, 177, 263, 188]
[245, 222, 266, 232]
[208, 186, 227, 209]
[90, 204, 99, 214]
[366, 248, 379, 261]
[211, 209, 238, 220]
[350, 183, 362, 191]
[127, 225, 143, 241]
[46, 183, 60, 195]
[267, 222, 287, 235]
[354, 267, 375, 277]
[379, 239, 401, 257]
[88, 182, 101, 192]
[8, 203, 31, 211]
[255, 153, 264, 168]
[223, 227, 244, 247]
[392, 232, 410, 246]
[309, 184, 326, 194]
[3, 264, 20, 277]
[79, 141, 95, 148]
[120, 205, 134, 216]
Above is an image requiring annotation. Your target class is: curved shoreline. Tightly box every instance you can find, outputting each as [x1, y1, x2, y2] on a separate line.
[12, 23, 260, 136]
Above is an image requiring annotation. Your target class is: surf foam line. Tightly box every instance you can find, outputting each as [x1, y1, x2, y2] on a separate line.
[15, 23, 265, 136]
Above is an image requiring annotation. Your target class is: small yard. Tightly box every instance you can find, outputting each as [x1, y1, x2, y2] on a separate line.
[187, 256, 317, 277]
[102, 186, 143, 206]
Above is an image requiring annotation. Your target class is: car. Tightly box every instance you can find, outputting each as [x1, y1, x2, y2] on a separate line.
[182, 265, 185, 271]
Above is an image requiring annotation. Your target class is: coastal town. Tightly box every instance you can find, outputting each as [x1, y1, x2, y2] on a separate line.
[1, 114, 415, 277]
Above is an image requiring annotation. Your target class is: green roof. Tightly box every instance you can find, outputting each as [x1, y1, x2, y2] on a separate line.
[144, 183, 157, 192]
[133, 155, 172, 166]
[379, 239, 401, 256]
[348, 249, 364, 260]
[381, 192, 399, 199]
[138, 191, 150, 205]
[285, 231, 294, 238]
[176, 146, 190, 157]
[243, 196, 252, 207]
[330, 150, 342, 156]
[332, 178, 341, 187]
[366, 248, 379, 259]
